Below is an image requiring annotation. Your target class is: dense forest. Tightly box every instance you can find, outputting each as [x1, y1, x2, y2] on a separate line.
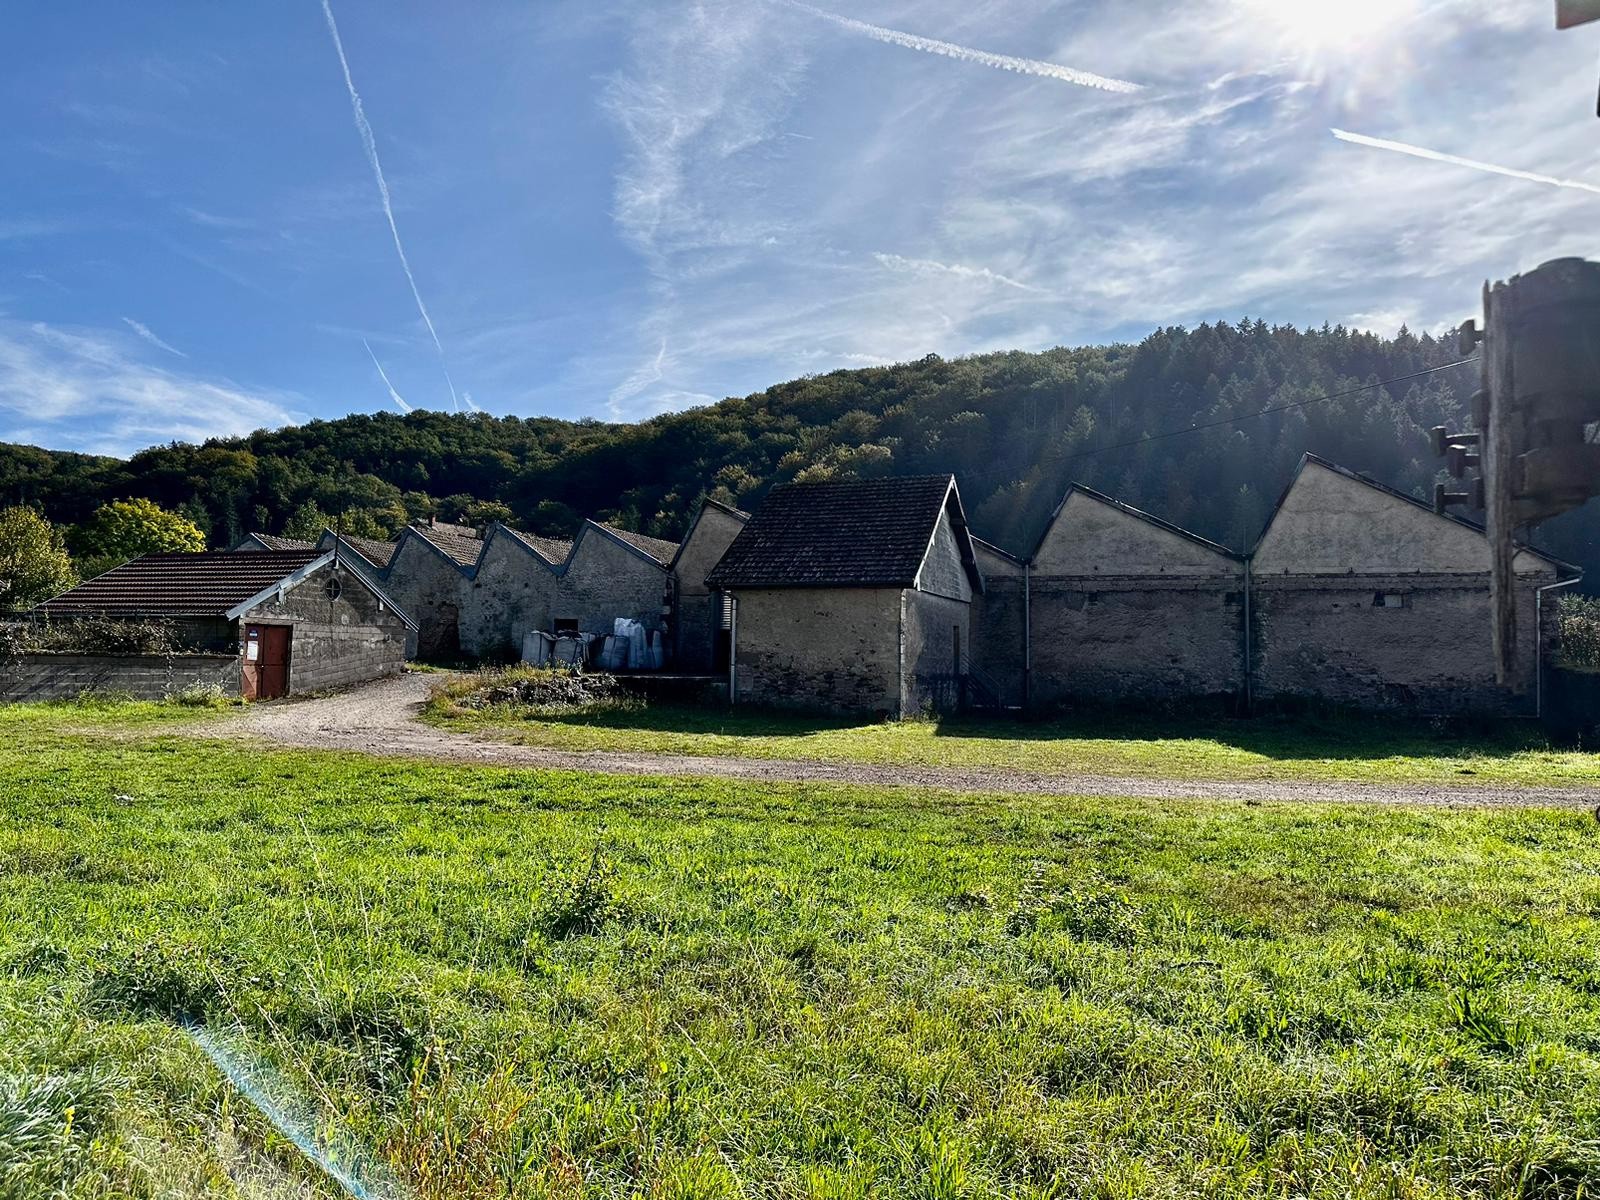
[2, 319, 1596, 586]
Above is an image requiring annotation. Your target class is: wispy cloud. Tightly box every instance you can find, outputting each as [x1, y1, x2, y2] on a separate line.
[0, 321, 299, 455]
[873, 252, 1044, 293]
[1331, 128, 1600, 196]
[362, 338, 410, 412]
[608, 338, 668, 417]
[121, 317, 188, 358]
[783, 0, 1142, 93]
[320, 0, 463, 412]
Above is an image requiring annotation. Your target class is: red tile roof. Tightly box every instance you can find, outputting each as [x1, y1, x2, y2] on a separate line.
[37, 551, 323, 616]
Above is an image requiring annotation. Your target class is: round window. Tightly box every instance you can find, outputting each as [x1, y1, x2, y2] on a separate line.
[324, 575, 343, 601]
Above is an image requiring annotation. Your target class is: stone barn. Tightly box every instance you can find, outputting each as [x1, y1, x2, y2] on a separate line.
[1025, 486, 1246, 707]
[667, 498, 748, 673]
[27, 549, 414, 700]
[969, 537, 1027, 707]
[1250, 454, 1577, 714]
[234, 532, 316, 553]
[458, 523, 571, 660]
[707, 475, 983, 716]
[553, 520, 678, 638]
[364, 519, 480, 661]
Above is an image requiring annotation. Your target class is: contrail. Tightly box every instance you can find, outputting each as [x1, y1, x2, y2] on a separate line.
[785, 0, 1141, 94]
[1332, 128, 1600, 196]
[873, 252, 1044, 293]
[321, 0, 463, 412]
[363, 338, 411, 412]
[121, 317, 188, 358]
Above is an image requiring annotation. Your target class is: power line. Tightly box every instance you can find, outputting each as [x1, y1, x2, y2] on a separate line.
[1044, 356, 1479, 470]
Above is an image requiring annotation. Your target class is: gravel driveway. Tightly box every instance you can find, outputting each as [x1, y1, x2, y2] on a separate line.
[216, 672, 1600, 809]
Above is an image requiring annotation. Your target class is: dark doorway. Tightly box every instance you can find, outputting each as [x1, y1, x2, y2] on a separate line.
[243, 624, 292, 700]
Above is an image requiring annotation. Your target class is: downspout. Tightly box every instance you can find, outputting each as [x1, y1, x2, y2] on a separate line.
[1023, 561, 1032, 708]
[1535, 576, 1581, 722]
[727, 593, 739, 705]
[1242, 557, 1253, 714]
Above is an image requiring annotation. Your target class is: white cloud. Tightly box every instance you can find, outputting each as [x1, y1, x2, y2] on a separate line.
[0, 321, 300, 455]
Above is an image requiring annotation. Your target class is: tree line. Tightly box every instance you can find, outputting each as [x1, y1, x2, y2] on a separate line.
[1, 318, 1595, 607]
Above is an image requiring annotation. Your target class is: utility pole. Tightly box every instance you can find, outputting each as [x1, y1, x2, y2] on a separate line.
[1434, 257, 1600, 685]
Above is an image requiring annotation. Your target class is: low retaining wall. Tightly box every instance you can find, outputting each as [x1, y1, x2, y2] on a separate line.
[0, 653, 241, 702]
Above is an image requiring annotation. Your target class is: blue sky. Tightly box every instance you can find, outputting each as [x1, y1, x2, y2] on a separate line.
[2, 1, 1597, 456]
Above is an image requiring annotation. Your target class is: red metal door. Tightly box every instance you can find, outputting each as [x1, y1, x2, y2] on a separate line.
[242, 624, 292, 700]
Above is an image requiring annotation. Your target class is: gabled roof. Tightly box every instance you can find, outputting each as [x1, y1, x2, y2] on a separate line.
[404, 520, 483, 569]
[1037, 484, 1242, 562]
[588, 521, 679, 568]
[495, 523, 572, 569]
[236, 532, 316, 552]
[971, 535, 1024, 566]
[668, 497, 751, 572]
[36, 550, 322, 617]
[332, 531, 400, 569]
[707, 474, 981, 590]
[1254, 453, 1580, 575]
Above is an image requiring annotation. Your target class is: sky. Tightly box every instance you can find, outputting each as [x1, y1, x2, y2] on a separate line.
[1, 0, 1597, 457]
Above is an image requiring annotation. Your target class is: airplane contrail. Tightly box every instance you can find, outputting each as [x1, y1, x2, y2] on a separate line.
[785, 0, 1141, 94]
[1332, 128, 1600, 196]
[321, 0, 463, 412]
[363, 338, 411, 412]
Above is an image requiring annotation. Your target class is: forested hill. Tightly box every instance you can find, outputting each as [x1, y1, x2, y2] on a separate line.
[3, 319, 1596, 582]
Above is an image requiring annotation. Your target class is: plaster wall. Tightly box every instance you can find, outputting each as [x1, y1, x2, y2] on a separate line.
[1034, 491, 1237, 576]
[731, 587, 902, 714]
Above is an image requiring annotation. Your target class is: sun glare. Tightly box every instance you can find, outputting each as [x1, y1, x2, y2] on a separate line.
[1247, 0, 1416, 53]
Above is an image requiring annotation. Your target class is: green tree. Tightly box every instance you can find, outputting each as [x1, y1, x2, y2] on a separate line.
[70, 498, 206, 578]
[281, 501, 332, 542]
[0, 506, 78, 606]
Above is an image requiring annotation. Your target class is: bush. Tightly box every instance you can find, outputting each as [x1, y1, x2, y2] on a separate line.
[1555, 595, 1600, 673]
[170, 683, 230, 709]
[4, 615, 182, 657]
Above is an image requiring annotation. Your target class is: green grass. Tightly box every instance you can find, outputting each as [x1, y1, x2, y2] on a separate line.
[3, 703, 1600, 1197]
[427, 675, 1600, 789]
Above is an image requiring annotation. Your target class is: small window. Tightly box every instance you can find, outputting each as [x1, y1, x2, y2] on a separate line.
[324, 576, 343, 601]
[1372, 592, 1409, 609]
[554, 617, 579, 636]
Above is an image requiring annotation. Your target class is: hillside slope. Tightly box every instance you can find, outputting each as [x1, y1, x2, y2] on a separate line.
[2, 320, 1594, 581]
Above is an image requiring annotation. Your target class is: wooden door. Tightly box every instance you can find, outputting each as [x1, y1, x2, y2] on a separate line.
[242, 624, 292, 700]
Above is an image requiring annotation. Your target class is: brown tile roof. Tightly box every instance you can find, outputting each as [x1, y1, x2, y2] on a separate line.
[334, 532, 400, 569]
[409, 521, 482, 567]
[502, 526, 572, 567]
[37, 550, 322, 616]
[595, 522, 678, 567]
[242, 532, 316, 551]
[707, 475, 958, 589]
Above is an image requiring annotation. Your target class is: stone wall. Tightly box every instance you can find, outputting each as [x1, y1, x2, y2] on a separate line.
[1251, 573, 1545, 716]
[672, 504, 746, 672]
[559, 526, 668, 637]
[242, 560, 410, 694]
[379, 537, 469, 660]
[902, 589, 970, 714]
[732, 587, 903, 714]
[971, 542, 1026, 706]
[0, 653, 240, 702]
[1029, 577, 1245, 707]
[917, 506, 973, 602]
[459, 533, 562, 660]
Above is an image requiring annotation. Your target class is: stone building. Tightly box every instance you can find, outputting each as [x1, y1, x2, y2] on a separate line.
[234, 532, 316, 553]
[969, 537, 1027, 707]
[362, 519, 480, 660]
[667, 499, 748, 673]
[25, 549, 414, 700]
[1250, 454, 1574, 715]
[707, 475, 983, 715]
[1025, 486, 1246, 707]
[458, 524, 570, 660]
[551, 520, 678, 638]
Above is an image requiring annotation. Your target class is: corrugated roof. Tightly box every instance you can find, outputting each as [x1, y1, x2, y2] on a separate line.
[502, 526, 572, 567]
[595, 522, 679, 567]
[409, 521, 482, 567]
[707, 475, 960, 589]
[37, 550, 323, 616]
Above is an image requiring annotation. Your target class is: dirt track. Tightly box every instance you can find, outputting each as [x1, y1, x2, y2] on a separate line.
[215, 672, 1600, 809]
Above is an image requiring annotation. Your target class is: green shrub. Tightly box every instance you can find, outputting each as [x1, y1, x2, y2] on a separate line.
[169, 683, 229, 709]
[1555, 595, 1600, 672]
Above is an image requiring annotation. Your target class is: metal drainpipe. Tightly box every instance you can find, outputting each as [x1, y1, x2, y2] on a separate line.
[1535, 576, 1581, 722]
[1023, 561, 1032, 708]
[727, 594, 739, 705]
[1242, 558, 1253, 714]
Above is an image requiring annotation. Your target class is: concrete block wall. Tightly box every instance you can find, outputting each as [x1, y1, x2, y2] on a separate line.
[0, 653, 240, 702]
[243, 563, 410, 694]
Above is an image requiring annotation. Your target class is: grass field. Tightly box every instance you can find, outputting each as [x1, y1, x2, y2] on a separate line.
[3, 699, 1600, 1197]
[427, 672, 1600, 789]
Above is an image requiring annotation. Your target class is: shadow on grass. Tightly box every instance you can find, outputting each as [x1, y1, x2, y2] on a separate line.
[506, 698, 1562, 764]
